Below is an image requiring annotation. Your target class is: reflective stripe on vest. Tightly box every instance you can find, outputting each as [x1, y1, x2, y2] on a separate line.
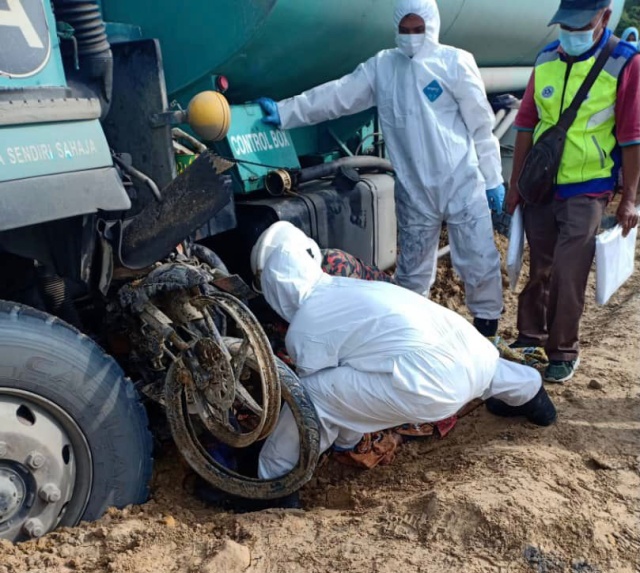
[533, 45, 625, 190]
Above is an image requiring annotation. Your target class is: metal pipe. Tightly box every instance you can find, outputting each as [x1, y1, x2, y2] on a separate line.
[265, 169, 293, 196]
[172, 128, 208, 154]
[112, 155, 162, 202]
[328, 128, 354, 157]
[493, 109, 507, 129]
[493, 108, 520, 141]
[355, 132, 384, 156]
[480, 67, 533, 94]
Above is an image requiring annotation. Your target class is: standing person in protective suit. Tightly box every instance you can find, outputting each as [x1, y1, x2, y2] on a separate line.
[256, 0, 506, 338]
[621, 27, 639, 50]
[253, 224, 557, 484]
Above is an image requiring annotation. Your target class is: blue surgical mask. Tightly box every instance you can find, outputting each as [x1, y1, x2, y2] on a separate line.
[558, 16, 603, 57]
[559, 28, 598, 56]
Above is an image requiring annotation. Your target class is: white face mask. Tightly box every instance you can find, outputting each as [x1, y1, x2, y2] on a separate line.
[396, 33, 426, 58]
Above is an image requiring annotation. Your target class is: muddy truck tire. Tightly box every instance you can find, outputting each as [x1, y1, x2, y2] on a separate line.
[0, 301, 153, 543]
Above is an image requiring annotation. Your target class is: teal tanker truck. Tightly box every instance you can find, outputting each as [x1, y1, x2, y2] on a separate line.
[0, 0, 625, 542]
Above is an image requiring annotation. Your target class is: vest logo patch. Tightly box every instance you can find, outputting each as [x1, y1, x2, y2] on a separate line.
[423, 80, 444, 102]
[542, 86, 555, 99]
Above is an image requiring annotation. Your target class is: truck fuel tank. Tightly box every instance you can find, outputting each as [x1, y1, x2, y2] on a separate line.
[205, 171, 397, 282]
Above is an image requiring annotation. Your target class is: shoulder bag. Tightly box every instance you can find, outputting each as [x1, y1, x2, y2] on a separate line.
[518, 36, 618, 205]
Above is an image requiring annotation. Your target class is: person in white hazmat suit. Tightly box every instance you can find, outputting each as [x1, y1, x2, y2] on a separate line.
[253, 223, 557, 483]
[257, 0, 506, 338]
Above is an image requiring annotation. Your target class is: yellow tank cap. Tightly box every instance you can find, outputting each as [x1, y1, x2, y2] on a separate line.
[187, 91, 231, 142]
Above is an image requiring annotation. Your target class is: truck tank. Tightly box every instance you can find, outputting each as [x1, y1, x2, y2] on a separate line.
[101, 0, 624, 104]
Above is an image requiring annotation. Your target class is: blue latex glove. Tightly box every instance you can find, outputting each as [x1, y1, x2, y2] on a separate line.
[486, 184, 506, 215]
[256, 97, 282, 127]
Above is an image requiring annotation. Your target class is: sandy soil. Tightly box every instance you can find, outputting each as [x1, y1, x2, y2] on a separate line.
[1, 234, 639, 573]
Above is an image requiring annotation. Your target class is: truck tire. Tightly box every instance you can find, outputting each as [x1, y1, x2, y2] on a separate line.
[0, 301, 153, 542]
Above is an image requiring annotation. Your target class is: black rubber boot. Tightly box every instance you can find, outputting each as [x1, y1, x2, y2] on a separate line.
[486, 386, 557, 427]
[473, 318, 499, 337]
[195, 477, 302, 512]
[509, 338, 542, 350]
[232, 491, 302, 513]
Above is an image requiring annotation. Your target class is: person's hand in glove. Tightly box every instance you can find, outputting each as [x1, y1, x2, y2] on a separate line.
[256, 97, 281, 127]
[486, 184, 506, 215]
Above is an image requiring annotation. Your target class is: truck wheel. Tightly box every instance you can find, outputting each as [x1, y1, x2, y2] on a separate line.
[0, 301, 153, 543]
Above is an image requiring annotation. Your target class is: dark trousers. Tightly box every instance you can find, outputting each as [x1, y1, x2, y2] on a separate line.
[517, 195, 607, 362]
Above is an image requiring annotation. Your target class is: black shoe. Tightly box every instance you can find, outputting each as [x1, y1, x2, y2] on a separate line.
[486, 386, 557, 427]
[232, 491, 302, 513]
[509, 338, 542, 350]
[195, 477, 302, 512]
[474, 318, 498, 337]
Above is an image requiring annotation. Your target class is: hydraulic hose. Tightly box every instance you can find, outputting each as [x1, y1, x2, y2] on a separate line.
[53, 0, 113, 116]
[37, 270, 82, 329]
[298, 156, 394, 184]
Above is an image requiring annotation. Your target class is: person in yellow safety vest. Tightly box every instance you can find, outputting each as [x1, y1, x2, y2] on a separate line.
[506, 0, 640, 383]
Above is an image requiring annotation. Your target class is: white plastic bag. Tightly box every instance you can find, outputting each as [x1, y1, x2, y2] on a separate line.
[507, 206, 525, 291]
[595, 222, 638, 305]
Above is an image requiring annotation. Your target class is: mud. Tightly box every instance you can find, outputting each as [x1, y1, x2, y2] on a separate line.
[1, 232, 639, 573]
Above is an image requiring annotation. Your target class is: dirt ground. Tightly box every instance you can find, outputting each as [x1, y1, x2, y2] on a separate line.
[1, 234, 639, 573]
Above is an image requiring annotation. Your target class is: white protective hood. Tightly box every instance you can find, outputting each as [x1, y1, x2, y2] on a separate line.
[261, 242, 327, 322]
[394, 0, 441, 51]
[250, 221, 322, 291]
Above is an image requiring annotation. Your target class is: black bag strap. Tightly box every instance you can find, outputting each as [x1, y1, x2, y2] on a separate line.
[558, 36, 619, 131]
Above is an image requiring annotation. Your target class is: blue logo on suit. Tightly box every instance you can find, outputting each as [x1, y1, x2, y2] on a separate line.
[423, 80, 444, 102]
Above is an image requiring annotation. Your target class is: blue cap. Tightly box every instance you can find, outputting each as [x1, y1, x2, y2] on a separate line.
[548, 0, 611, 29]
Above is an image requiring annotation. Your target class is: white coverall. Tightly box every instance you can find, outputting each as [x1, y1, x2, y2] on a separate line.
[257, 242, 541, 480]
[274, 0, 504, 320]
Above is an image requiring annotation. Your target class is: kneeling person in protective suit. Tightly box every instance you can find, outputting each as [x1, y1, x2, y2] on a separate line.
[257, 0, 505, 337]
[254, 225, 557, 483]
